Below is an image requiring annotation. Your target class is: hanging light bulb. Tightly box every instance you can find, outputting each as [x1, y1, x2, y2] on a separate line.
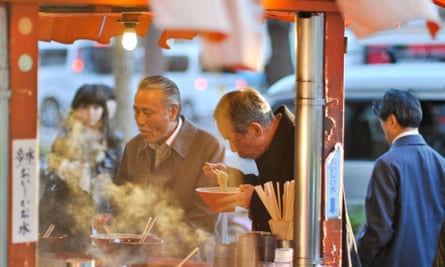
[119, 14, 139, 51]
[122, 27, 138, 51]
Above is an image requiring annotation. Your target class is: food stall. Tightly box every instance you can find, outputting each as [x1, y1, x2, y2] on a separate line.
[0, 0, 443, 266]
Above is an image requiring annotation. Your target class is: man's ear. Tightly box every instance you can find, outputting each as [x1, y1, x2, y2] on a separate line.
[388, 114, 399, 129]
[248, 121, 264, 137]
[170, 104, 179, 120]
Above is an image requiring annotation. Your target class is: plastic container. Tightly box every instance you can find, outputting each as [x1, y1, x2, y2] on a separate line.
[274, 247, 293, 267]
[213, 243, 230, 267]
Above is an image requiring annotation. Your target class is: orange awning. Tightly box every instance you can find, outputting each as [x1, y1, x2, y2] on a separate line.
[434, 0, 445, 8]
[39, 12, 152, 44]
[35, 0, 444, 46]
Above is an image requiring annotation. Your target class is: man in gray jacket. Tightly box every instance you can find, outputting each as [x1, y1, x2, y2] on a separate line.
[95, 75, 225, 260]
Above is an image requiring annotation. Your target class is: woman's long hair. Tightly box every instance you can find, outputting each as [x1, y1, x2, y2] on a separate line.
[71, 84, 122, 171]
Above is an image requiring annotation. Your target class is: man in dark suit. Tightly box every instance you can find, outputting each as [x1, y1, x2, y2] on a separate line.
[357, 88, 445, 267]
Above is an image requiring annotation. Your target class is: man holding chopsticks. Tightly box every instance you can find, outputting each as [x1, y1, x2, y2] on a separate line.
[203, 87, 361, 267]
[94, 75, 226, 260]
[203, 88, 294, 232]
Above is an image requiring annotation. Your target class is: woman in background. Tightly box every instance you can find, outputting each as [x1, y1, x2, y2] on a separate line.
[39, 84, 122, 251]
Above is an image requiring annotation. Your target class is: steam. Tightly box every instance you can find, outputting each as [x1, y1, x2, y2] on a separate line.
[93, 175, 214, 258]
[41, 110, 214, 258]
[47, 110, 107, 192]
[40, 111, 107, 250]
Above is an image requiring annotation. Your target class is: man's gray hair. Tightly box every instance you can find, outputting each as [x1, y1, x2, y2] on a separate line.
[137, 75, 181, 119]
[214, 88, 274, 134]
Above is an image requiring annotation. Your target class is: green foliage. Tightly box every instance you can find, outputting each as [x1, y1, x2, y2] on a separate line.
[348, 203, 366, 235]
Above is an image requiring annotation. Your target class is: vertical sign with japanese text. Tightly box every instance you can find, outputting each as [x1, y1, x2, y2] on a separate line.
[12, 139, 38, 243]
[325, 143, 343, 219]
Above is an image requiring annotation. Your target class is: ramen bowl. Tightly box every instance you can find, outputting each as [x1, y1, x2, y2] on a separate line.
[91, 233, 164, 262]
[38, 233, 67, 255]
[195, 187, 240, 212]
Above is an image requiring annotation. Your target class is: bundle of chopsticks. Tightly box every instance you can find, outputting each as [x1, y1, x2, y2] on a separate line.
[255, 180, 294, 240]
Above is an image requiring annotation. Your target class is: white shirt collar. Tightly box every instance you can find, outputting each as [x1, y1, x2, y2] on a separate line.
[165, 116, 182, 146]
[392, 128, 419, 144]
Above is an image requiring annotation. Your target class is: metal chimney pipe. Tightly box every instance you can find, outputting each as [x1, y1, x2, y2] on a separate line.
[293, 12, 325, 266]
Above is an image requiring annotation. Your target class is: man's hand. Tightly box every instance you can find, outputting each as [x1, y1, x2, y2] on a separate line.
[202, 162, 227, 184]
[217, 184, 254, 212]
[93, 213, 114, 233]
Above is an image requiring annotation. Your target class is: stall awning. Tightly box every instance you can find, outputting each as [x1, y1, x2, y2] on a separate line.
[2, 0, 442, 70]
[39, 12, 152, 44]
[29, 0, 444, 46]
[337, 0, 443, 39]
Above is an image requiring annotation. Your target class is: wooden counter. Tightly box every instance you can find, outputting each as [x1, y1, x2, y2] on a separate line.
[38, 249, 212, 267]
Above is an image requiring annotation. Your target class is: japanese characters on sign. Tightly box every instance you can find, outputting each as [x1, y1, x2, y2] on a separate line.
[325, 143, 343, 219]
[12, 139, 37, 243]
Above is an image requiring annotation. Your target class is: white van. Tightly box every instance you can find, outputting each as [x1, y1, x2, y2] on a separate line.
[38, 40, 116, 127]
[162, 42, 266, 120]
[38, 40, 267, 126]
[266, 24, 445, 205]
[266, 63, 445, 204]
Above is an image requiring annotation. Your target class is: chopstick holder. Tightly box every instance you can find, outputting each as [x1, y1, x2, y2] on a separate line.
[255, 180, 295, 241]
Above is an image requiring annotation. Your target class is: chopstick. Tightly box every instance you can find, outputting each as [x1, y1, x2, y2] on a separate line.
[255, 182, 281, 220]
[145, 217, 157, 238]
[176, 247, 199, 267]
[283, 180, 295, 221]
[277, 181, 282, 218]
[141, 217, 152, 238]
[103, 224, 111, 237]
[43, 224, 55, 238]
[140, 217, 157, 244]
[257, 180, 295, 221]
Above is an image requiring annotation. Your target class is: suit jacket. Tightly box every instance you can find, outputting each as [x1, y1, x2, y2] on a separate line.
[357, 134, 445, 267]
[113, 116, 225, 233]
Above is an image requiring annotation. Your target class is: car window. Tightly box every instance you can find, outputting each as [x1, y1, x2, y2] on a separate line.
[38, 44, 113, 74]
[345, 100, 445, 159]
[79, 46, 113, 74]
[272, 98, 445, 160]
[344, 101, 387, 160]
[165, 55, 189, 72]
[39, 49, 67, 67]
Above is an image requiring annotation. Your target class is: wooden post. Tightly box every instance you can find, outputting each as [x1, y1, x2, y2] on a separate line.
[8, 2, 39, 266]
[321, 11, 346, 267]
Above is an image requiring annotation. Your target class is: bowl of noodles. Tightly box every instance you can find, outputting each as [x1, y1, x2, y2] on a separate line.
[195, 187, 240, 212]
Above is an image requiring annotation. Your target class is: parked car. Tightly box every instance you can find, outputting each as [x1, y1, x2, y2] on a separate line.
[266, 63, 445, 204]
[38, 40, 267, 127]
[38, 40, 116, 128]
[162, 41, 266, 120]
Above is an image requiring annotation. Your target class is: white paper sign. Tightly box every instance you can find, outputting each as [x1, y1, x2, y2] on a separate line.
[12, 139, 38, 243]
[325, 143, 343, 219]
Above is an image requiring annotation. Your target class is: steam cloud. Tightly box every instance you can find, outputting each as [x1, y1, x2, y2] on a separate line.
[93, 174, 215, 259]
